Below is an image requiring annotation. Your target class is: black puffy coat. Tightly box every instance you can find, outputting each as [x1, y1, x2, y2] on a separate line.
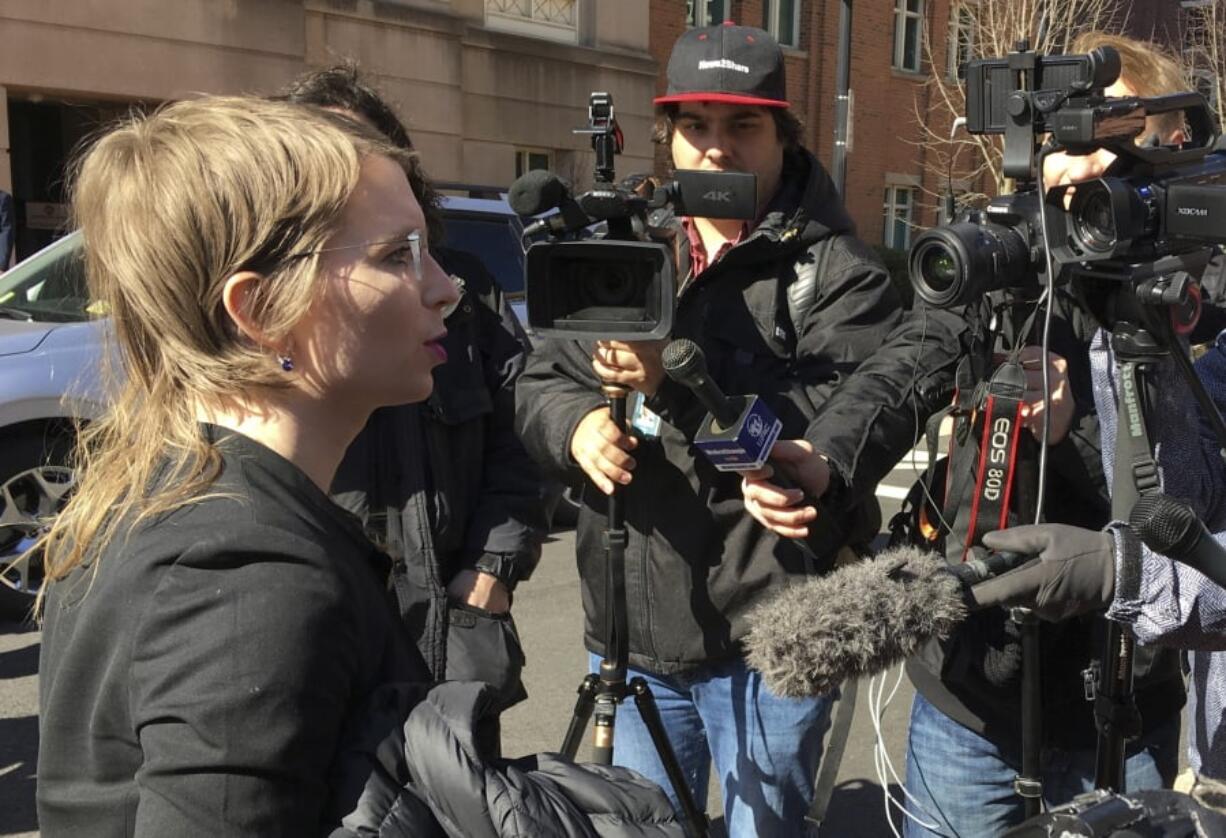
[515, 149, 906, 674]
[328, 681, 682, 838]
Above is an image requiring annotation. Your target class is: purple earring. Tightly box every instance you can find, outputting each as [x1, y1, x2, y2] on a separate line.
[277, 354, 294, 372]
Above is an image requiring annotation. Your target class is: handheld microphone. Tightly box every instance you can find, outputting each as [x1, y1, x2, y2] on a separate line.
[661, 338, 842, 567]
[744, 544, 1029, 698]
[660, 339, 742, 428]
[507, 170, 590, 237]
[1130, 494, 1226, 591]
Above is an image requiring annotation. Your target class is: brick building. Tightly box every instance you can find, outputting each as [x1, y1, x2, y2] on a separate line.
[0, 1, 1200, 263]
[0, 0, 657, 261]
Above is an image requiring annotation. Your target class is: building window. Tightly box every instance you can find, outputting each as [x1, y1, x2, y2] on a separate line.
[486, 0, 577, 43]
[893, 0, 924, 73]
[516, 149, 553, 179]
[687, 0, 727, 27]
[947, 2, 974, 79]
[763, 0, 801, 48]
[883, 185, 916, 249]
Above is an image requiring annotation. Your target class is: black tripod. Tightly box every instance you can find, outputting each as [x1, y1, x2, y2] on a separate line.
[559, 383, 711, 838]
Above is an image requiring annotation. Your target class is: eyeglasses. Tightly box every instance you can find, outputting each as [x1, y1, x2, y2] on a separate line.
[286, 230, 424, 280]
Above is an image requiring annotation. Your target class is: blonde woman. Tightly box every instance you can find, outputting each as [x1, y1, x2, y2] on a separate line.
[35, 96, 459, 834]
[35, 95, 682, 838]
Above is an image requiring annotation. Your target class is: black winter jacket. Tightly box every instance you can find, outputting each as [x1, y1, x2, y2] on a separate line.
[515, 150, 905, 673]
[332, 247, 547, 707]
[38, 429, 430, 837]
[329, 681, 682, 837]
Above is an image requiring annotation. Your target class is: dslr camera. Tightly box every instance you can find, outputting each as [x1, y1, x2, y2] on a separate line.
[908, 41, 1226, 310]
[509, 92, 756, 340]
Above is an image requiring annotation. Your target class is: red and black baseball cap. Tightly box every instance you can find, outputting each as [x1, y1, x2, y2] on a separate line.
[654, 21, 789, 109]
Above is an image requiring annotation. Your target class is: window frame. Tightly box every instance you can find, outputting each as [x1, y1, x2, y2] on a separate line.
[485, 0, 578, 43]
[893, 0, 925, 74]
[882, 184, 917, 250]
[515, 148, 554, 180]
[763, 0, 802, 49]
[687, 0, 728, 28]
[947, 2, 975, 80]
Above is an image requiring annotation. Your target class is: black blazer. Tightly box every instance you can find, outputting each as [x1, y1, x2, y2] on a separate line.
[37, 428, 427, 837]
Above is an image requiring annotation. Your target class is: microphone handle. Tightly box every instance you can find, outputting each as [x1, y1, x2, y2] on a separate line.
[765, 467, 845, 570]
[1167, 526, 1226, 592]
[947, 550, 1029, 585]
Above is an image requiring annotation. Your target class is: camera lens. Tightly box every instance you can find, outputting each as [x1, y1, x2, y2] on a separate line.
[919, 246, 960, 296]
[1072, 186, 1117, 254]
[587, 266, 645, 307]
[909, 220, 1033, 308]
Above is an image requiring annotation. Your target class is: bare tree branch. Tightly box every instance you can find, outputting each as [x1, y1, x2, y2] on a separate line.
[1183, 0, 1226, 129]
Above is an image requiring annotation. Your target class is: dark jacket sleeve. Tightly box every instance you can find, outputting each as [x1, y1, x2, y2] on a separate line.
[776, 233, 908, 499]
[451, 262, 549, 583]
[129, 533, 366, 836]
[804, 303, 966, 505]
[515, 335, 607, 481]
[791, 235, 905, 407]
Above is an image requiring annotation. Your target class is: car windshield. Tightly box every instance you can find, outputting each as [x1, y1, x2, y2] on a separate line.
[442, 215, 525, 296]
[0, 232, 92, 323]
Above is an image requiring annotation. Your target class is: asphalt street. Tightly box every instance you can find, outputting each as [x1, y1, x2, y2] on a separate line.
[0, 443, 1190, 837]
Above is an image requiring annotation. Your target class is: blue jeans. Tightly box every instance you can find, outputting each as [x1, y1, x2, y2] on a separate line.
[903, 691, 1180, 837]
[588, 653, 835, 838]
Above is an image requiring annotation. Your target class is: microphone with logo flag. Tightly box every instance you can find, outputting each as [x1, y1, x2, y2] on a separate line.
[661, 338, 843, 568]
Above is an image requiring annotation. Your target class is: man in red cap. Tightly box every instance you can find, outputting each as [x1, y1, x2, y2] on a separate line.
[517, 21, 916, 836]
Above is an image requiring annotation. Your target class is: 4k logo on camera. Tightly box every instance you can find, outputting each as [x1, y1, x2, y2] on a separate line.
[702, 190, 733, 203]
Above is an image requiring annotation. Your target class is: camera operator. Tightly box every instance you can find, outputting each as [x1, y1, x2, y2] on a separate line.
[515, 21, 912, 836]
[281, 66, 548, 734]
[974, 329, 1226, 783]
[746, 31, 1194, 837]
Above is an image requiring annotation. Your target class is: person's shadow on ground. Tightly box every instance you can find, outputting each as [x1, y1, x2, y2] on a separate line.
[820, 779, 906, 837]
[0, 623, 40, 837]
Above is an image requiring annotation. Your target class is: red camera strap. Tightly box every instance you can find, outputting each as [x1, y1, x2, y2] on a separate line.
[960, 361, 1027, 562]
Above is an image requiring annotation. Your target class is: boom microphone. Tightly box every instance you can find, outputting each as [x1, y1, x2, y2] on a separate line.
[744, 544, 1028, 698]
[1130, 493, 1226, 591]
[507, 170, 590, 237]
[508, 170, 569, 216]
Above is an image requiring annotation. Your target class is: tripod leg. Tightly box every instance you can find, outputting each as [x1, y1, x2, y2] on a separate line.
[630, 677, 710, 838]
[1014, 610, 1043, 818]
[561, 673, 601, 759]
[591, 690, 618, 765]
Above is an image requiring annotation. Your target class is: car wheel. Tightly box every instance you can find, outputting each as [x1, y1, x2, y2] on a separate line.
[0, 430, 77, 599]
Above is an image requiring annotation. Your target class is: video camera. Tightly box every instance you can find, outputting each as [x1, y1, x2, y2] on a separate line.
[509, 92, 756, 341]
[908, 41, 1226, 310]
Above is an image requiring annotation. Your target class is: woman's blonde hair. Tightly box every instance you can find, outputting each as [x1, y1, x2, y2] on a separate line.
[1071, 31, 1190, 140]
[34, 95, 411, 601]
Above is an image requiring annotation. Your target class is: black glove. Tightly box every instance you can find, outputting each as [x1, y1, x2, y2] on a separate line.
[969, 524, 1116, 622]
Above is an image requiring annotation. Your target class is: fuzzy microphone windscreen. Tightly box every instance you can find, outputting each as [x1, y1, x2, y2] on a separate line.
[743, 545, 968, 698]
